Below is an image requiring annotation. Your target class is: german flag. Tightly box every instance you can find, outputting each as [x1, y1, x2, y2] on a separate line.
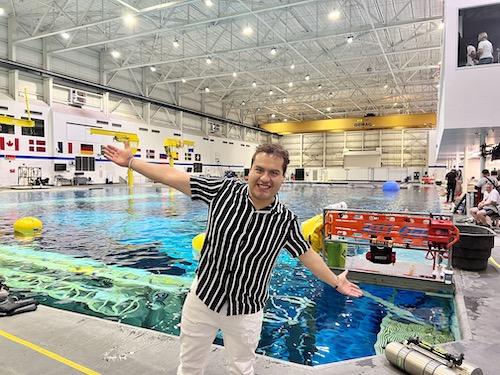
[80, 144, 94, 155]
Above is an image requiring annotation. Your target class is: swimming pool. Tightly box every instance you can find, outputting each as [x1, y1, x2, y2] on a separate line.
[0, 183, 456, 366]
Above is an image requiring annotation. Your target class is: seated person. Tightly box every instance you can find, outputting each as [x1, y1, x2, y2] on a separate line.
[470, 182, 500, 227]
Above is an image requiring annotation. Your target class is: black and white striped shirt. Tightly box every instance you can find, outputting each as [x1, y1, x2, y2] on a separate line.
[190, 176, 310, 316]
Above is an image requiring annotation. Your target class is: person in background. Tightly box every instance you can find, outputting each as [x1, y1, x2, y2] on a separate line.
[466, 44, 478, 66]
[470, 182, 500, 228]
[445, 168, 457, 203]
[102, 142, 363, 375]
[455, 169, 463, 197]
[477, 32, 493, 64]
[475, 169, 498, 205]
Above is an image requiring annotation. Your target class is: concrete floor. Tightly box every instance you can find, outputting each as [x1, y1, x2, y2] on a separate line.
[0, 195, 499, 374]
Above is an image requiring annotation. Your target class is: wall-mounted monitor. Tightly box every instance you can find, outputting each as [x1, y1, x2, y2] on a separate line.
[54, 163, 67, 172]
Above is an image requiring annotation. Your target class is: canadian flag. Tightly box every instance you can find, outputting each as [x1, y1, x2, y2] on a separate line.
[0, 137, 19, 151]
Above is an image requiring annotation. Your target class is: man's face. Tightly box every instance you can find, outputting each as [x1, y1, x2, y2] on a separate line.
[486, 183, 493, 193]
[248, 152, 285, 207]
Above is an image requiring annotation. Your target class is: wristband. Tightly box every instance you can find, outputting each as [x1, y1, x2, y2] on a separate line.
[128, 158, 135, 170]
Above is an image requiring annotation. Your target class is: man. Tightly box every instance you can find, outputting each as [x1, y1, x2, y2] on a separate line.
[474, 169, 498, 204]
[470, 182, 500, 227]
[102, 142, 363, 375]
[444, 168, 457, 203]
[477, 32, 493, 65]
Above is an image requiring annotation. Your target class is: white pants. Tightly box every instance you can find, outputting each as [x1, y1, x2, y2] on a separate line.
[177, 285, 263, 375]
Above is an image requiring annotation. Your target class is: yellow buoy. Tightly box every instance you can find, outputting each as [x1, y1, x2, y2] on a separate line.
[13, 217, 42, 235]
[192, 233, 206, 252]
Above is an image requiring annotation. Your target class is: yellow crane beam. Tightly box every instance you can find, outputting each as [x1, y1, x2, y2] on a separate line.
[90, 128, 139, 187]
[0, 89, 35, 127]
[164, 138, 195, 167]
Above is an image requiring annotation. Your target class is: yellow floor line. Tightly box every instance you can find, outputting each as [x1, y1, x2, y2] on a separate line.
[0, 328, 101, 375]
[490, 256, 500, 269]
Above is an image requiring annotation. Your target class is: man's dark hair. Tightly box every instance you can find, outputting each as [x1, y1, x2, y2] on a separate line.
[482, 169, 489, 174]
[251, 143, 290, 174]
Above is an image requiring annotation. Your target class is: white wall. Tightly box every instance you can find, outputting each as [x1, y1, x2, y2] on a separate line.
[0, 94, 259, 187]
[437, 0, 500, 155]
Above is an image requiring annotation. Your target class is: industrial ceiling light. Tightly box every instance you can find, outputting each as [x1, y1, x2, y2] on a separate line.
[317, 84, 322, 90]
[290, 63, 295, 69]
[242, 25, 253, 35]
[173, 38, 179, 48]
[283, 97, 287, 102]
[181, 78, 186, 83]
[150, 66, 157, 72]
[329, 10, 341, 20]
[269, 89, 273, 95]
[206, 56, 212, 64]
[288, 81, 294, 87]
[111, 50, 121, 58]
[284, 118, 288, 122]
[347, 35, 354, 43]
[241, 101, 246, 106]
[232, 72, 237, 77]
[205, 0, 213, 7]
[61, 32, 70, 40]
[305, 74, 310, 81]
[271, 47, 277, 55]
[271, 113, 276, 118]
[205, 87, 210, 92]
[252, 81, 257, 87]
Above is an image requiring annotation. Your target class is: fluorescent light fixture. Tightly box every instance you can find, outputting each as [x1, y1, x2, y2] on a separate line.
[271, 113, 276, 118]
[268, 90, 273, 95]
[270, 47, 277, 55]
[204, 87, 210, 92]
[290, 63, 295, 69]
[181, 78, 186, 83]
[150, 66, 157, 72]
[173, 38, 179, 48]
[347, 35, 354, 43]
[305, 74, 310, 81]
[206, 56, 212, 64]
[252, 81, 257, 87]
[111, 50, 121, 58]
[205, 0, 213, 7]
[317, 84, 322, 90]
[233, 72, 237, 77]
[288, 82, 293, 87]
[61, 32, 70, 40]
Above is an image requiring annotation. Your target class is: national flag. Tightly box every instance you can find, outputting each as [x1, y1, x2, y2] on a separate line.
[36, 147, 46, 152]
[185, 153, 192, 160]
[159, 153, 167, 159]
[68, 142, 73, 154]
[36, 140, 46, 146]
[80, 143, 94, 155]
[188, 147, 194, 153]
[0, 137, 20, 151]
[146, 149, 155, 159]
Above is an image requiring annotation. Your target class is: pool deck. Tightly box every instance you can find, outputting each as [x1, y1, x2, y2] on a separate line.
[0, 187, 499, 374]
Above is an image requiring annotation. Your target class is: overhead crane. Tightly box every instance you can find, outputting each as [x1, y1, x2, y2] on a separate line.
[164, 138, 195, 167]
[90, 128, 139, 187]
[0, 89, 35, 128]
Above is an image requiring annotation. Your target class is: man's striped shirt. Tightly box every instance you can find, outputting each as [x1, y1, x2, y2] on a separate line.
[190, 176, 310, 316]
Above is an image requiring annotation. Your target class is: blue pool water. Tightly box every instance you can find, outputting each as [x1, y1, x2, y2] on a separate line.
[0, 183, 456, 365]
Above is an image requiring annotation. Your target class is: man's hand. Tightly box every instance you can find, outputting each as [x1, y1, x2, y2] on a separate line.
[102, 141, 134, 168]
[336, 269, 363, 298]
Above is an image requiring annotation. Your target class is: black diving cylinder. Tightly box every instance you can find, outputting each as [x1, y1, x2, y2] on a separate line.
[385, 342, 483, 375]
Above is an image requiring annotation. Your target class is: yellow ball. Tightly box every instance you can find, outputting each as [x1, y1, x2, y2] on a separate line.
[192, 233, 206, 252]
[14, 217, 42, 235]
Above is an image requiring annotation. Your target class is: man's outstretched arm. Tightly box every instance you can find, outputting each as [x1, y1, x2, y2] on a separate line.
[102, 142, 192, 196]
